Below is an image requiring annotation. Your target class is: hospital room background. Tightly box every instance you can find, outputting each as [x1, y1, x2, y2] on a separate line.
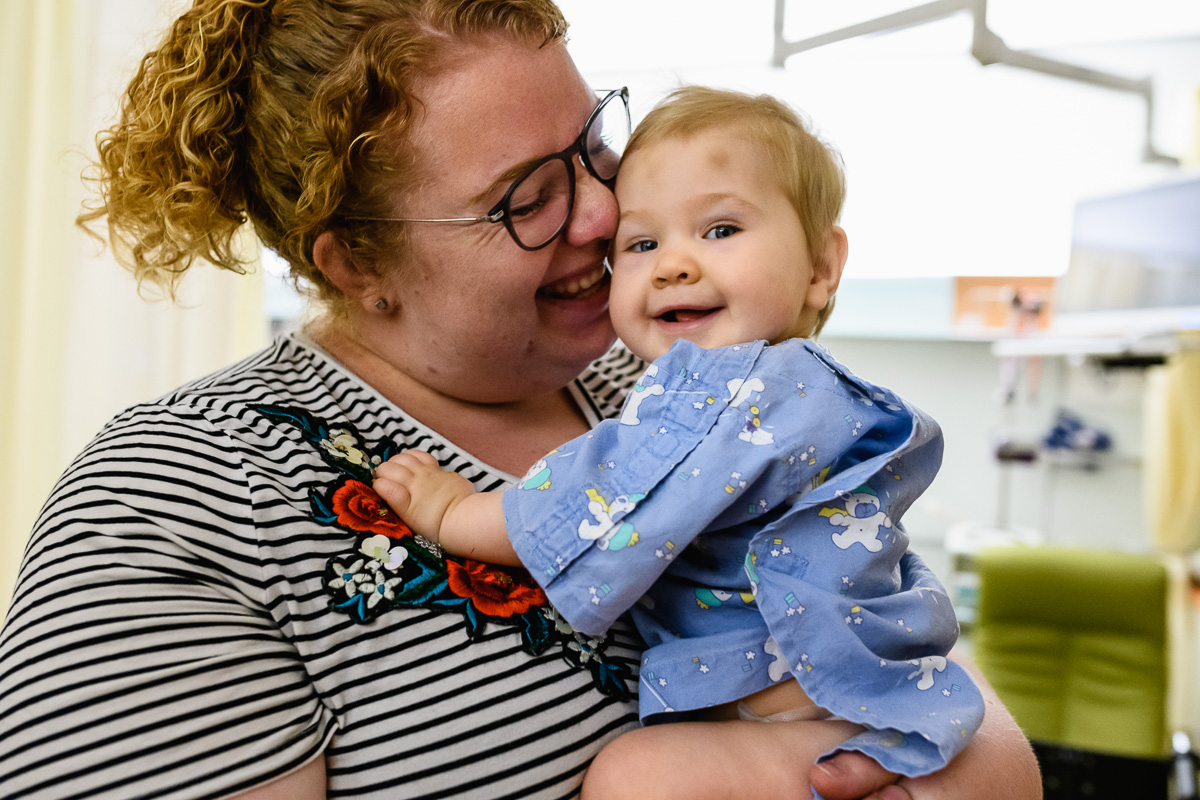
[3, 1, 1199, 795]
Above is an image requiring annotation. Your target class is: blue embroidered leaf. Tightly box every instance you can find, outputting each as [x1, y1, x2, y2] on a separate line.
[251, 404, 330, 441]
[462, 602, 483, 639]
[309, 487, 339, 524]
[592, 660, 632, 701]
[520, 610, 556, 656]
[395, 576, 447, 606]
[334, 592, 370, 624]
[394, 556, 449, 605]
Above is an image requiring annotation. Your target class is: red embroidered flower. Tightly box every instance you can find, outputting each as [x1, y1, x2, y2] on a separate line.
[331, 480, 413, 539]
[447, 560, 547, 617]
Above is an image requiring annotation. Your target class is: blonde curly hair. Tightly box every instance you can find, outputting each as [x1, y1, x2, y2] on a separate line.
[78, 0, 568, 308]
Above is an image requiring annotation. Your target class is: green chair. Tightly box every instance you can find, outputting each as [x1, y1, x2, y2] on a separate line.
[973, 546, 1195, 799]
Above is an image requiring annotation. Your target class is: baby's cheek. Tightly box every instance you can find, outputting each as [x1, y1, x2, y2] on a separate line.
[607, 269, 640, 333]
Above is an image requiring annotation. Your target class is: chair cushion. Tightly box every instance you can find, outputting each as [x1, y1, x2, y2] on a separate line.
[973, 547, 1169, 758]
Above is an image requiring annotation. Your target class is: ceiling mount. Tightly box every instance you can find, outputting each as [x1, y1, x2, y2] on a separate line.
[772, 0, 1179, 164]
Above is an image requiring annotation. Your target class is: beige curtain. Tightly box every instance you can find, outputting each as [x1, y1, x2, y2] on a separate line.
[0, 0, 269, 615]
[1144, 336, 1200, 553]
[1144, 90, 1200, 555]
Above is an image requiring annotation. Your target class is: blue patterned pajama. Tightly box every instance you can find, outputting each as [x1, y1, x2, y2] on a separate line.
[505, 338, 984, 778]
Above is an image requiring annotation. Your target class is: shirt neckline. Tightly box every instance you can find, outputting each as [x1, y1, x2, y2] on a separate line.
[286, 330, 606, 483]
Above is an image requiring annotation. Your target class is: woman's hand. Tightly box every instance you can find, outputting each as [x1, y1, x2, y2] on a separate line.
[811, 654, 1043, 800]
[811, 753, 910, 800]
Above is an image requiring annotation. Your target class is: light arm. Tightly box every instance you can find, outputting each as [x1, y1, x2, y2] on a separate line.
[227, 754, 327, 800]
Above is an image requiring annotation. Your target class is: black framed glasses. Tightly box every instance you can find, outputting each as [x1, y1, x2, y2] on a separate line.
[351, 87, 630, 251]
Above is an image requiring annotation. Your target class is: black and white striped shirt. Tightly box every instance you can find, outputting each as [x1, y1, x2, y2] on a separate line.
[0, 333, 647, 800]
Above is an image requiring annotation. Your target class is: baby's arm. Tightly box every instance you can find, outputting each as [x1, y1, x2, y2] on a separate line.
[373, 451, 520, 566]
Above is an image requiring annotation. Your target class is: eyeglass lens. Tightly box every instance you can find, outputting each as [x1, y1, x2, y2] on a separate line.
[506, 159, 574, 250]
[506, 91, 630, 249]
[583, 93, 630, 183]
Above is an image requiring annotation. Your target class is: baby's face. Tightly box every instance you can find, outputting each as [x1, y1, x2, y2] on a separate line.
[609, 129, 825, 362]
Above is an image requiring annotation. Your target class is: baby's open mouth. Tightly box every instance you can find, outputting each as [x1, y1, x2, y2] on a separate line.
[658, 308, 718, 323]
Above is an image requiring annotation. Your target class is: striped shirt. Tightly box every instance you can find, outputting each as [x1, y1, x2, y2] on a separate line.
[0, 333, 647, 800]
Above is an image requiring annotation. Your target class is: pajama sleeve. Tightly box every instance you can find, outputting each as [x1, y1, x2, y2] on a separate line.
[505, 339, 787, 635]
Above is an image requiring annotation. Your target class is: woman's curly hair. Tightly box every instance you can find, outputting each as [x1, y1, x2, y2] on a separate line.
[78, 0, 568, 307]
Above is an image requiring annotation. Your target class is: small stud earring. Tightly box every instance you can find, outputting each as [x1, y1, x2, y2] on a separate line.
[375, 298, 388, 311]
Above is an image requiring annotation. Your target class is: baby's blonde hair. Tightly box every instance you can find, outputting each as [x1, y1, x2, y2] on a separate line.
[624, 86, 846, 336]
[78, 0, 568, 309]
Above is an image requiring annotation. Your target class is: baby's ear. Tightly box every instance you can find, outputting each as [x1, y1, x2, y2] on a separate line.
[805, 226, 848, 311]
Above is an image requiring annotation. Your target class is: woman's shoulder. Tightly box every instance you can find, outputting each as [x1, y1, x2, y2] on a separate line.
[54, 334, 358, 529]
[151, 333, 337, 412]
[94, 333, 350, 439]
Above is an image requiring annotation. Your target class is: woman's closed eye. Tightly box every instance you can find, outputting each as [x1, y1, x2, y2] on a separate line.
[510, 195, 549, 219]
[703, 224, 741, 240]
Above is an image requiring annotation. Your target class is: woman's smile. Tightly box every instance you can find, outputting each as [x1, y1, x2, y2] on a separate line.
[538, 262, 610, 300]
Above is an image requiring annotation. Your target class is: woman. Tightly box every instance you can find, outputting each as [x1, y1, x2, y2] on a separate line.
[0, 1, 1040, 798]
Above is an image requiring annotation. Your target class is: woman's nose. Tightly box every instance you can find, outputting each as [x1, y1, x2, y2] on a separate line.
[563, 161, 618, 247]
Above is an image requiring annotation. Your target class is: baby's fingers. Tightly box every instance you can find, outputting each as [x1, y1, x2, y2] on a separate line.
[372, 475, 414, 516]
[404, 450, 439, 467]
[378, 450, 441, 482]
[382, 450, 439, 470]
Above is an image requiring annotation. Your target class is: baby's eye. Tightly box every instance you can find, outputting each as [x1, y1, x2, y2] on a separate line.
[704, 224, 740, 240]
[628, 239, 658, 253]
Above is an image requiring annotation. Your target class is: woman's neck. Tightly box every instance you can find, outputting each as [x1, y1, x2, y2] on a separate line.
[306, 321, 591, 475]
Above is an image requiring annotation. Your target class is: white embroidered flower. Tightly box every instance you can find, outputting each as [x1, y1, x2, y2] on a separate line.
[328, 558, 371, 598]
[543, 605, 576, 635]
[319, 429, 369, 467]
[356, 536, 408, 572]
[359, 534, 392, 562]
[361, 575, 404, 609]
[566, 635, 604, 665]
[384, 545, 408, 571]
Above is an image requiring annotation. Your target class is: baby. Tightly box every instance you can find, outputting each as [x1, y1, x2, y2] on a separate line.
[374, 86, 983, 797]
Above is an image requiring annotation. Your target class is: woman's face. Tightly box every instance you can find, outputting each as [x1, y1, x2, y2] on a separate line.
[378, 36, 617, 403]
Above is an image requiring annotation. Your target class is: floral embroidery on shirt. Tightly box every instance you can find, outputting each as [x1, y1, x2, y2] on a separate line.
[321, 479, 413, 538]
[446, 558, 548, 617]
[251, 403, 631, 700]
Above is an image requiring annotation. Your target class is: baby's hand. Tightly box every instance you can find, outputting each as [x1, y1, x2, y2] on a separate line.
[373, 451, 476, 543]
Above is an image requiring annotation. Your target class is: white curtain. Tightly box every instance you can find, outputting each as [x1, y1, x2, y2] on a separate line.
[0, 0, 269, 615]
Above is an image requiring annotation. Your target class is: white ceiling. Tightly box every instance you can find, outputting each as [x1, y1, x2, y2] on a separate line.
[561, 1, 1200, 68]
[559, 1, 1200, 278]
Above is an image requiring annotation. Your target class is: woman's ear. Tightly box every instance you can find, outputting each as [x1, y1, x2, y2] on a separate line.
[313, 231, 390, 313]
[805, 226, 849, 311]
